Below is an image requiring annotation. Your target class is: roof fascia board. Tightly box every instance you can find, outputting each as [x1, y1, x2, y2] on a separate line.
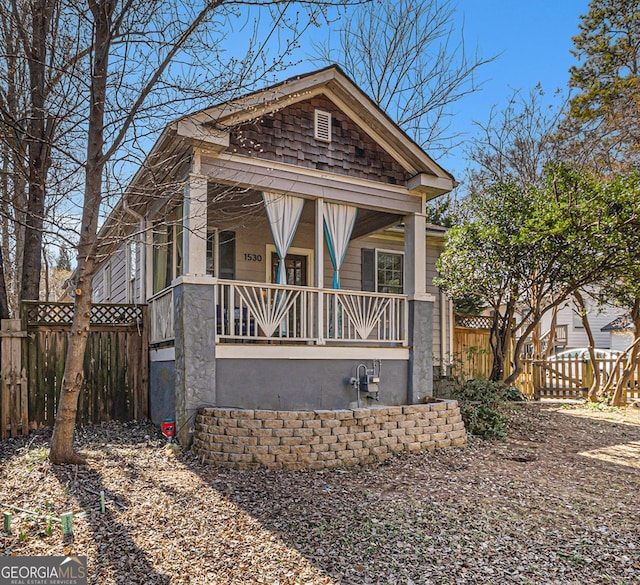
[176, 118, 229, 150]
[185, 69, 337, 128]
[200, 154, 423, 215]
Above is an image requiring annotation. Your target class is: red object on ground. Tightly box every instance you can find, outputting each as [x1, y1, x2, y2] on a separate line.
[161, 420, 176, 439]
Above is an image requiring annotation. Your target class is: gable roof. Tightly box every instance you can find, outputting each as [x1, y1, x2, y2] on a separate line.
[601, 314, 634, 332]
[173, 65, 454, 185]
[98, 65, 455, 253]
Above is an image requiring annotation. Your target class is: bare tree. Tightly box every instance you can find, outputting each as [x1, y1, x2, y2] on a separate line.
[465, 85, 566, 193]
[48, 0, 361, 464]
[0, 0, 88, 314]
[314, 0, 493, 155]
[0, 0, 29, 315]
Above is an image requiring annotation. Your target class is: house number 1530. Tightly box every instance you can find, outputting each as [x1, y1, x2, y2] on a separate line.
[244, 253, 263, 262]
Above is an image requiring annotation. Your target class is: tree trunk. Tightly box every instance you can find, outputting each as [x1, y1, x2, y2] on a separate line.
[1, 12, 28, 315]
[543, 305, 558, 360]
[573, 291, 600, 401]
[0, 239, 10, 320]
[50, 0, 111, 464]
[0, 155, 11, 319]
[610, 299, 640, 407]
[505, 342, 525, 386]
[505, 317, 540, 386]
[20, 0, 54, 302]
[489, 304, 514, 382]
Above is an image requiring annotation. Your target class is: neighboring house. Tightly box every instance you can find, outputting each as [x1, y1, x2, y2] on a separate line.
[538, 298, 626, 353]
[91, 66, 456, 443]
[601, 314, 634, 353]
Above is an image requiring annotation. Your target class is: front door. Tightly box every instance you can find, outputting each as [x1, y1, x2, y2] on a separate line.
[271, 253, 308, 286]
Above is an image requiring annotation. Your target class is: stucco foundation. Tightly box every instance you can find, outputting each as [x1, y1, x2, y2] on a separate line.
[192, 400, 466, 470]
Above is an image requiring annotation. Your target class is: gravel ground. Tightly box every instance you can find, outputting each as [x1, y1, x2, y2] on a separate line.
[1, 402, 639, 584]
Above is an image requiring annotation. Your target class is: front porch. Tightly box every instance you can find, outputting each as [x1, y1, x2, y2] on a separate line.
[146, 183, 436, 443]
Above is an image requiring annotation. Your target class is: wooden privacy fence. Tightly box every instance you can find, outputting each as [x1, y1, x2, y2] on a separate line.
[453, 314, 493, 379]
[516, 357, 640, 403]
[0, 302, 148, 438]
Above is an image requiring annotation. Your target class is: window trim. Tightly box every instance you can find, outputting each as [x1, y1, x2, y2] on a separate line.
[103, 261, 112, 302]
[375, 248, 404, 295]
[206, 228, 219, 277]
[126, 241, 137, 303]
[151, 206, 183, 294]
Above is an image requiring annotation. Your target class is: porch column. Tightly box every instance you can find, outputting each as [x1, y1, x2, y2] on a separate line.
[182, 174, 208, 276]
[315, 197, 325, 344]
[173, 277, 216, 446]
[404, 212, 434, 403]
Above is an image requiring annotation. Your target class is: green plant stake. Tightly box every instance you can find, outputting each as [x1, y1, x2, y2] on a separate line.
[45, 516, 53, 537]
[3, 512, 11, 533]
[100, 491, 105, 514]
[61, 512, 73, 536]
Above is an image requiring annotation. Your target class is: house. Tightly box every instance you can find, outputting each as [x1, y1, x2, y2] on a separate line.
[538, 298, 627, 354]
[90, 66, 461, 452]
[601, 314, 634, 353]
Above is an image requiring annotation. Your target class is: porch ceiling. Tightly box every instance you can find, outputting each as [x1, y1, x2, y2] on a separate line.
[206, 183, 402, 239]
[351, 209, 403, 240]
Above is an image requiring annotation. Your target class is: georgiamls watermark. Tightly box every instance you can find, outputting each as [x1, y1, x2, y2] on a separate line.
[0, 556, 87, 585]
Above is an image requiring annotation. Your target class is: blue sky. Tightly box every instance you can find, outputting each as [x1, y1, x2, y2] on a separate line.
[263, 0, 590, 184]
[440, 0, 588, 180]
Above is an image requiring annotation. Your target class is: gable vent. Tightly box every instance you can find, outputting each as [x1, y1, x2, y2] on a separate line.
[314, 110, 332, 142]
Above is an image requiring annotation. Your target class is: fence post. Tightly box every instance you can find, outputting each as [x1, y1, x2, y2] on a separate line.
[583, 360, 593, 397]
[1, 319, 27, 438]
[533, 361, 541, 401]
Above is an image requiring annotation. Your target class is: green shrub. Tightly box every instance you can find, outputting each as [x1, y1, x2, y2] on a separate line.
[452, 377, 508, 439]
[503, 385, 526, 401]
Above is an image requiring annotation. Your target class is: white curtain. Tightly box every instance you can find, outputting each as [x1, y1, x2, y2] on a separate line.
[323, 202, 357, 289]
[263, 192, 305, 285]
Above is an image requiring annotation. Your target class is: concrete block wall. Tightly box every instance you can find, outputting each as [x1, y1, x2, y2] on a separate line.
[192, 400, 466, 471]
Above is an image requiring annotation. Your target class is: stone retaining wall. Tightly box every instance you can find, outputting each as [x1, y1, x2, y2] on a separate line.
[192, 400, 466, 471]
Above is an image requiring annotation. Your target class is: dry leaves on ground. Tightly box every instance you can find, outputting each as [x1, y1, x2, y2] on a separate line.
[1, 402, 639, 584]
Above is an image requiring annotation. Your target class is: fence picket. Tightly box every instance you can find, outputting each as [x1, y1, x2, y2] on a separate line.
[516, 355, 640, 403]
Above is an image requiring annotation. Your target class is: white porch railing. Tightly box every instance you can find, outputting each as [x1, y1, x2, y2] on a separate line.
[148, 287, 174, 344]
[216, 280, 317, 342]
[324, 289, 407, 344]
[215, 280, 407, 345]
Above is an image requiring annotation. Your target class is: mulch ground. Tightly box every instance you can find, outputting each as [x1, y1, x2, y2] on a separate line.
[1, 402, 639, 584]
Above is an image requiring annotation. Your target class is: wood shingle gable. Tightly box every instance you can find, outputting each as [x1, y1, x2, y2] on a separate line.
[228, 95, 410, 186]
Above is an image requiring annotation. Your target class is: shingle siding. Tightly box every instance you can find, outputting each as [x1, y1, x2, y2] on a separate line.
[228, 96, 410, 186]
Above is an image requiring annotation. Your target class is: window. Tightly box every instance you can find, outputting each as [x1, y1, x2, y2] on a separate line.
[152, 206, 183, 294]
[314, 110, 332, 142]
[206, 229, 236, 279]
[376, 250, 404, 294]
